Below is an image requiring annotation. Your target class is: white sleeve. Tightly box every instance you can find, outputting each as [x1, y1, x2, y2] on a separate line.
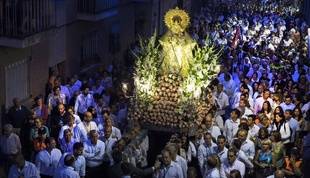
[281, 123, 291, 140]
[197, 146, 205, 171]
[249, 143, 256, 160]
[74, 96, 79, 114]
[239, 162, 246, 178]
[219, 164, 227, 178]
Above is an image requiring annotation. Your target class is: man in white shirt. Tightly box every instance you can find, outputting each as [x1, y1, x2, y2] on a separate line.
[220, 148, 245, 178]
[92, 79, 105, 95]
[153, 149, 184, 178]
[58, 114, 77, 141]
[0, 124, 21, 156]
[247, 115, 260, 139]
[35, 137, 62, 178]
[54, 154, 79, 178]
[232, 83, 249, 109]
[237, 98, 254, 119]
[74, 112, 98, 142]
[55, 77, 71, 102]
[8, 154, 40, 178]
[105, 116, 122, 140]
[221, 73, 237, 99]
[284, 109, 300, 151]
[103, 126, 117, 166]
[83, 130, 105, 177]
[165, 143, 187, 178]
[254, 89, 273, 114]
[224, 109, 241, 143]
[280, 96, 296, 112]
[69, 75, 82, 95]
[59, 142, 86, 178]
[205, 114, 222, 140]
[197, 132, 217, 174]
[215, 135, 228, 163]
[48, 86, 66, 113]
[74, 86, 95, 117]
[237, 129, 255, 160]
[213, 84, 229, 116]
[204, 154, 221, 178]
[59, 129, 76, 153]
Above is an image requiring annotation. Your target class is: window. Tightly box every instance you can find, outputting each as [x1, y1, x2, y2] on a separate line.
[4, 58, 30, 107]
[109, 22, 120, 54]
[81, 31, 99, 67]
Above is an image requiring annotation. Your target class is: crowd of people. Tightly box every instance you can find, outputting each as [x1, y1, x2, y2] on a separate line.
[0, 67, 158, 178]
[0, 0, 310, 178]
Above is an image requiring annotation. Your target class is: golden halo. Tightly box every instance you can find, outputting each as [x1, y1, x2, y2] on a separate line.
[164, 7, 190, 34]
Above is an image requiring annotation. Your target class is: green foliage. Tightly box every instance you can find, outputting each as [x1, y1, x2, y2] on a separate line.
[133, 32, 161, 104]
[180, 38, 221, 101]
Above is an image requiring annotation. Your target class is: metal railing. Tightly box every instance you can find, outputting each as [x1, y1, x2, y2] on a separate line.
[77, 0, 119, 14]
[0, 0, 56, 38]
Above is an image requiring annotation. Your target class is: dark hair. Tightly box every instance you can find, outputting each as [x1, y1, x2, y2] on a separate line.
[232, 139, 242, 150]
[228, 147, 238, 156]
[64, 154, 75, 166]
[232, 109, 241, 118]
[293, 107, 303, 121]
[273, 106, 284, 116]
[258, 127, 269, 139]
[290, 147, 301, 159]
[63, 129, 72, 135]
[241, 83, 249, 91]
[73, 142, 84, 150]
[204, 132, 213, 138]
[34, 95, 43, 102]
[261, 101, 272, 113]
[230, 169, 241, 178]
[45, 137, 55, 145]
[81, 85, 89, 91]
[38, 127, 47, 135]
[112, 150, 123, 163]
[207, 154, 219, 169]
[284, 109, 293, 115]
[121, 162, 132, 175]
[238, 123, 249, 131]
[217, 135, 226, 141]
[247, 114, 256, 120]
[53, 86, 61, 92]
[271, 131, 282, 142]
[87, 106, 95, 113]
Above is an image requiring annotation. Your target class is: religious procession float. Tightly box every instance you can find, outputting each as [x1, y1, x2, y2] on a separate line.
[128, 8, 221, 132]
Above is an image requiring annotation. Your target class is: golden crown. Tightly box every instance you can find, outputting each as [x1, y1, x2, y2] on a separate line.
[164, 7, 190, 34]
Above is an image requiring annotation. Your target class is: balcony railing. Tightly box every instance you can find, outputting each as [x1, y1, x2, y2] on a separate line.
[0, 0, 56, 38]
[78, 0, 119, 14]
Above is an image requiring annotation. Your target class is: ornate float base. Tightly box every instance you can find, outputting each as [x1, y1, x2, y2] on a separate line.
[129, 73, 213, 132]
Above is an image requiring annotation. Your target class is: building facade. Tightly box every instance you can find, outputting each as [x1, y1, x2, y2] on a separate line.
[0, 0, 193, 130]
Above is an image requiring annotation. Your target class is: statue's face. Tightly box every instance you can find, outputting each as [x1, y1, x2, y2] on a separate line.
[170, 16, 184, 35]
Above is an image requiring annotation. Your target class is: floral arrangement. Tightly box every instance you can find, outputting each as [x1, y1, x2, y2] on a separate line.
[133, 32, 161, 104]
[180, 39, 221, 102]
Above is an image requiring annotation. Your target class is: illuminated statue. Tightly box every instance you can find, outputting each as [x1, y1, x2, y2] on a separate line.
[160, 8, 196, 77]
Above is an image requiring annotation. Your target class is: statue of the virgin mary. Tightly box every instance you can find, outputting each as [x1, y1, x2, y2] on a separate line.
[159, 8, 196, 77]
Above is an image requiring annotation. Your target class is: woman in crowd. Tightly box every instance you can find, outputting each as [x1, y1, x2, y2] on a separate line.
[270, 131, 286, 168]
[254, 127, 269, 150]
[271, 113, 291, 144]
[254, 139, 274, 178]
[259, 101, 273, 120]
[282, 147, 302, 178]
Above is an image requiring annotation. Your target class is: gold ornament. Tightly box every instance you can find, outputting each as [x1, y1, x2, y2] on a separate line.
[164, 7, 190, 35]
